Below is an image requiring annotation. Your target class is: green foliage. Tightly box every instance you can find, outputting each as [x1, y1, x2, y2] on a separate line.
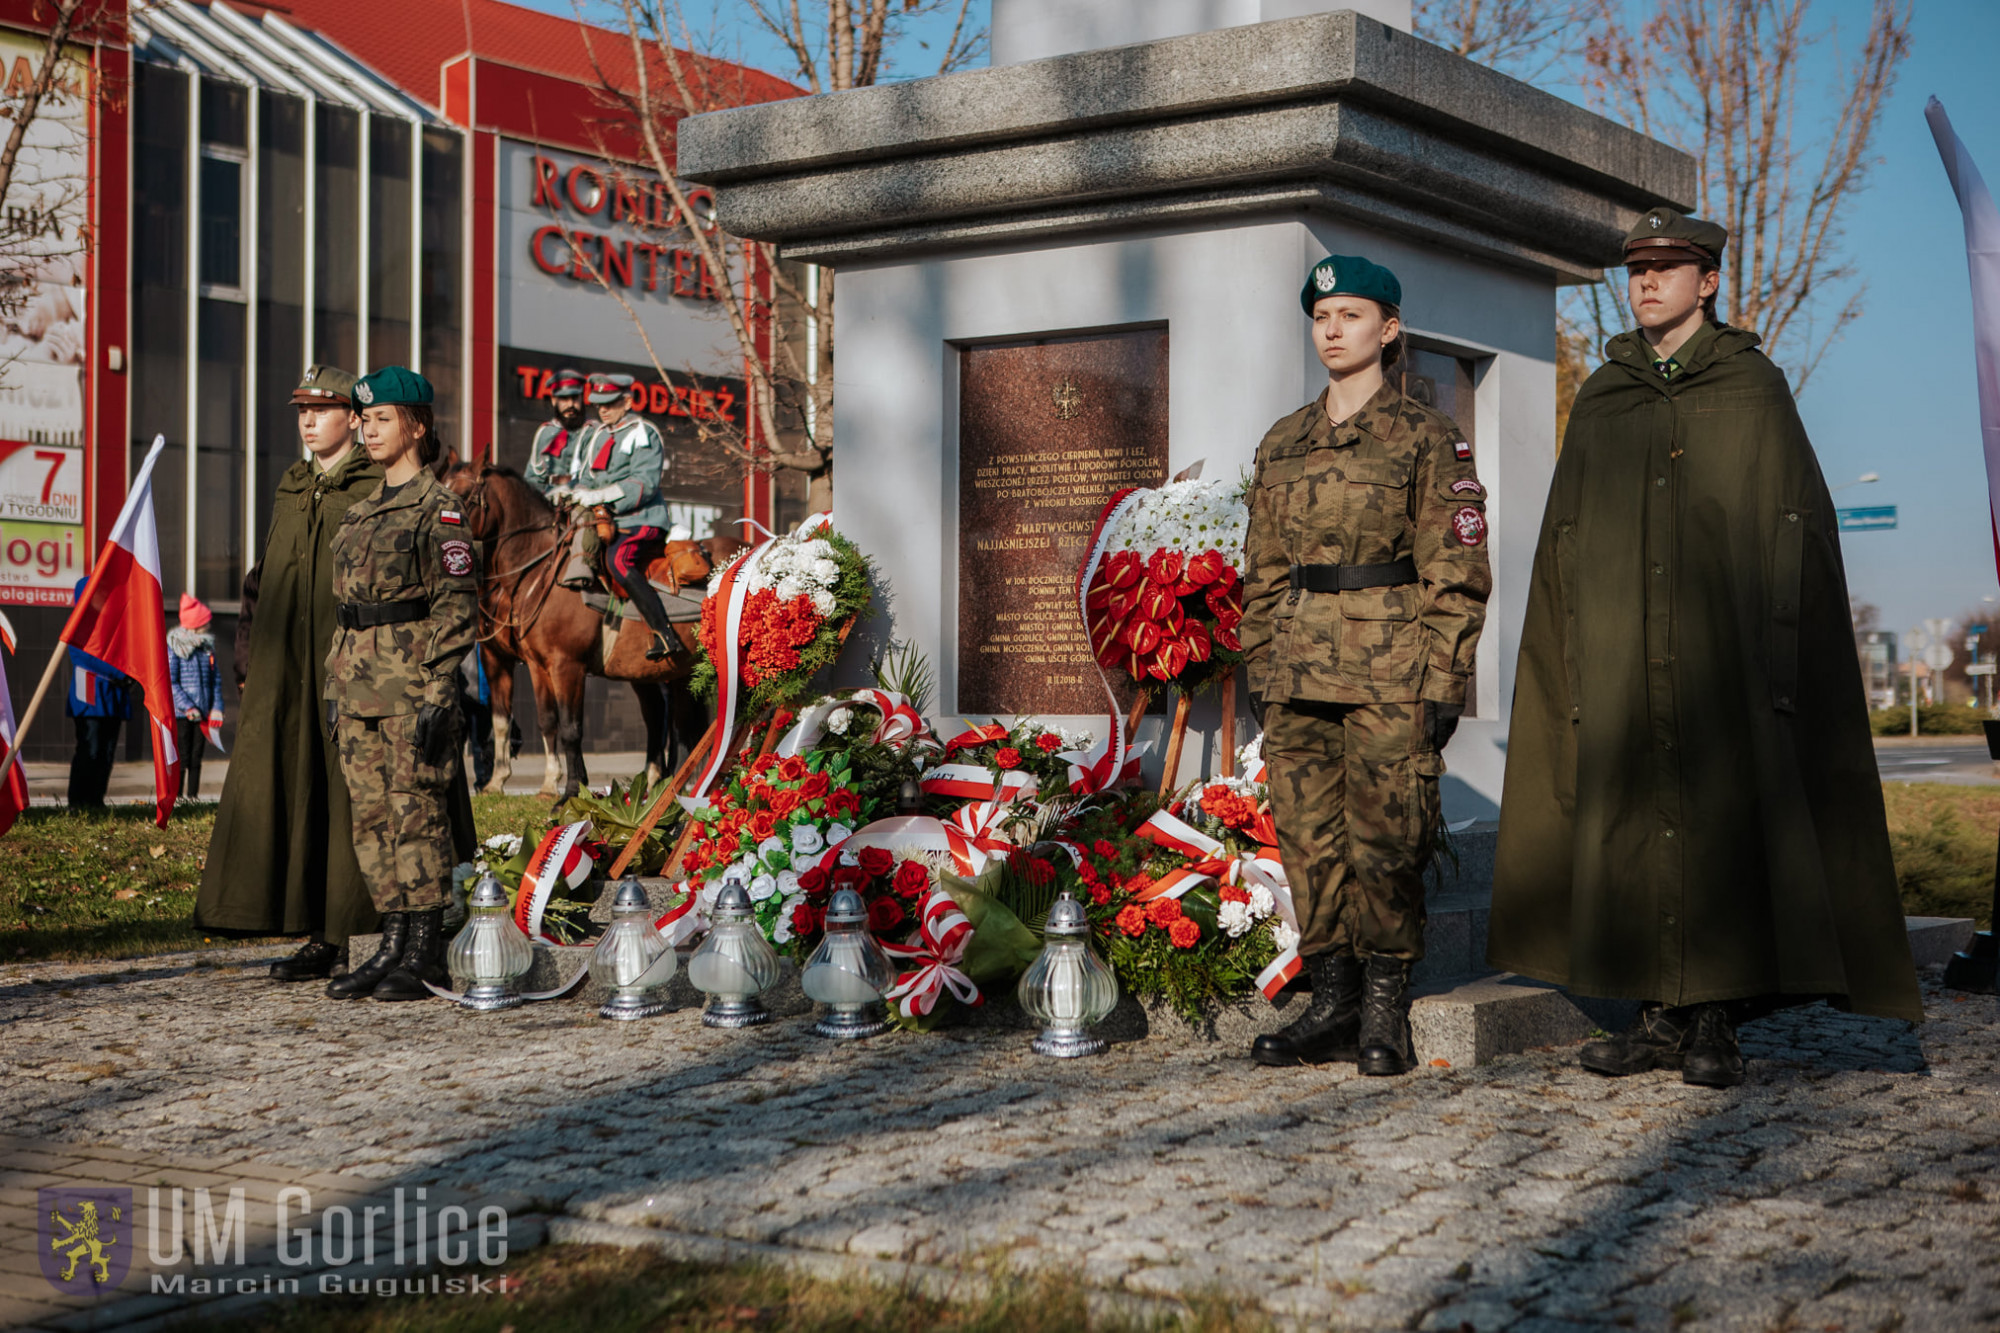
[560, 774, 679, 875]
[1884, 800, 1996, 926]
[945, 874, 1044, 982]
[1871, 704, 1992, 735]
[871, 640, 937, 714]
[1106, 911, 1276, 1027]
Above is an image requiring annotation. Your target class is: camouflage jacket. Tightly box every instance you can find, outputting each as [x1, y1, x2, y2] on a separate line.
[523, 419, 582, 496]
[1240, 381, 1491, 707]
[323, 470, 480, 718]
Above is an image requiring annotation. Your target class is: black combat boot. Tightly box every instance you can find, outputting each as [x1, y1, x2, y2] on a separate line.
[1679, 1003, 1746, 1088]
[325, 914, 408, 1000]
[1579, 1002, 1692, 1076]
[1356, 953, 1415, 1077]
[372, 909, 449, 1002]
[270, 938, 341, 982]
[1251, 952, 1363, 1066]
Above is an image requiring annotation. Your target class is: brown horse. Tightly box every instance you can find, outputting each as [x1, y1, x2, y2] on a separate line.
[445, 463, 712, 800]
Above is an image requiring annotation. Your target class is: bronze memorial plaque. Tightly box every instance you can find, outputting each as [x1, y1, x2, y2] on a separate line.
[958, 328, 1169, 715]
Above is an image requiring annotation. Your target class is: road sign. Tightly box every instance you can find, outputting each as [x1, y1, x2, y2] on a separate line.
[1837, 506, 1897, 531]
[1974, 624, 1991, 634]
[1925, 644, 1956, 671]
[1969, 663, 1996, 676]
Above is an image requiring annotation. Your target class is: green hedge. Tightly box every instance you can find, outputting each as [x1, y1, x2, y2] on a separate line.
[1870, 704, 1994, 736]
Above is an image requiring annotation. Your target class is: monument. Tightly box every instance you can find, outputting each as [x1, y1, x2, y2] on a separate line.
[678, 0, 1693, 819]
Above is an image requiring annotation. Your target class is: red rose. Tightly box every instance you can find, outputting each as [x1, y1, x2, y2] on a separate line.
[1146, 897, 1182, 927]
[1115, 904, 1147, 937]
[893, 860, 931, 899]
[797, 866, 829, 895]
[791, 901, 822, 935]
[1089, 884, 1112, 906]
[827, 789, 861, 818]
[856, 846, 896, 878]
[751, 754, 777, 776]
[995, 747, 1023, 770]
[778, 755, 808, 783]
[800, 771, 831, 799]
[750, 781, 774, 805]
[770, 789, 803, 817]
[770, 709, 796, 731]
[1093, 839, 1118, 859]
[833, 866, 869, 891]
[867, 895, 906, 933]
[1035, 733, 1063, 753]
[1168, 918, 1201, 949]
[749, 811, 778, 841]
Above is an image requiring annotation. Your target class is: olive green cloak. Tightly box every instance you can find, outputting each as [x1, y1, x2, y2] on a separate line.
[1489, 323, 1922, 1022]
[196, 450, 479, 946]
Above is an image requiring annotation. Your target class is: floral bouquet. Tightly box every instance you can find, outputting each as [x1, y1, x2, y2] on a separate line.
[924, 717, 1095, 807]
[1082, 478, 1248, 691]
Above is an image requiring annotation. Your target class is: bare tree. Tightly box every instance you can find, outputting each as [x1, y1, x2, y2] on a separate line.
[557, 1, 981, 514]
[1412, 0, 1597, 82]
[1567, 0, 1912, 394]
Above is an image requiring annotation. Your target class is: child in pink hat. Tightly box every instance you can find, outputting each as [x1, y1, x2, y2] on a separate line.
[169, 594, 221, 799]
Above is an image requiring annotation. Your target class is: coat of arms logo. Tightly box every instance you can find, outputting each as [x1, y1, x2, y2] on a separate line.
[39, 1187, 131, 1295]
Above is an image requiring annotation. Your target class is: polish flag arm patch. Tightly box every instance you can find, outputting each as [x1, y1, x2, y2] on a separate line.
[440, 510, 463, 525]
[1452, 440, 1473, 461]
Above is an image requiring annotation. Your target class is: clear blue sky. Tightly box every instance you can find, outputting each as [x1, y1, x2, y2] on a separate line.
[537, 0, 2000, 635]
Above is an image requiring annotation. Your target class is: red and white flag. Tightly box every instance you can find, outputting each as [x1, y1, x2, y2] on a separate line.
[62, 436, 178, 826]
[1927, 98, 2000, 578]
[0, 610, 28, 836]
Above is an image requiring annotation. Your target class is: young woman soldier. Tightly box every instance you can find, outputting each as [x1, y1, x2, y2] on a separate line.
[1240, 256, 1491, 1075]
[1490, 207, 1923, 1087]
[322, 367, 482, 1001]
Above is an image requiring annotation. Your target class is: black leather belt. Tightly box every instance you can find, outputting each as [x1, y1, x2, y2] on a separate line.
[1288, 559, 1418, 593]
[336, 599, 428, 630]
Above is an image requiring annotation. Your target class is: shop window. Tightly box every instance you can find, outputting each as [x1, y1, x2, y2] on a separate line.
[420, 127, 464, 453]
[199, 80, 247, 149]
[314, 104, 361, 372]
[367, 117, 412, 370]
[198, 153, 245, 296]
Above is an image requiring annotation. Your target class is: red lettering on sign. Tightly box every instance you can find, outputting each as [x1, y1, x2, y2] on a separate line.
[530, 225, 569, 275]
[569, 231, 598, 282]
[610, 179, 644, 224]
[34, 449, 64, 505]
[671, 250, 697, 297]
[532, 155, 562, 209]
[712, 387, 736, 423]
[515, 365, 540, 396]
[601, 238, 632, 288]
[648, 382, 669, 414]
[635, 243, 662, 291]
[567, 164, 606, 215]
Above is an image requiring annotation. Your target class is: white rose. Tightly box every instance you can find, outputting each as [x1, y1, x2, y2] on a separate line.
[757, 836, 787, 864]
[777, 869, 802, 898]
[791, 823, 825, 857]
[697, 882, 722, 912]
[825, 822, 853, 847]
[772, 912, 795, 944]
[1218, 900, 1253, 938]
[1272, 922, 1301, 953]
[749, 874, 779, 902]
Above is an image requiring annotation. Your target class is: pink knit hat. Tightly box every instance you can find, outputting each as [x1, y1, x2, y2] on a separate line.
[178, 592, 211, 630]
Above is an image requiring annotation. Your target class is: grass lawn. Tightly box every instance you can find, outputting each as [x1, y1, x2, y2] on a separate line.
[3, 783, 1993, 966]
[204, 1243, 1268, 1333]
[0, 793, 555, 963]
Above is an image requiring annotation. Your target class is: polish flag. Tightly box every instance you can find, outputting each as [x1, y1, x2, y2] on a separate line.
[1927, 98, 2000, 578]
[61, 436, 178, 826]
[0, 610, 28, 836]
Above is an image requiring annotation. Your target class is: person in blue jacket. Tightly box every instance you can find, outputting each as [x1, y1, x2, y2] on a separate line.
[169, 593, 223, 800]
[66, 578, 132, 809]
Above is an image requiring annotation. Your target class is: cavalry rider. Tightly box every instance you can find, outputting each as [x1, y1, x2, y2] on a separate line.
[567, 372, 680, 660]
[524, 366, 589, 496]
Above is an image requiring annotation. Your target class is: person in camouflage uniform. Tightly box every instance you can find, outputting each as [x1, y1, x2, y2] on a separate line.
[323, 365, 481, 1002]
[1241, 255, 1491, 1075]
[523, 367, 589, 496]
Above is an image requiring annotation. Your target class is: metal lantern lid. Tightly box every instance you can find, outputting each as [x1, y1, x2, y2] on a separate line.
[610, 877, 649, 914]
[713, 882, 753, 920]
[1045, 890, 1090, 937]
[468, 872, 509, 910]
[824, 887, 867, 927]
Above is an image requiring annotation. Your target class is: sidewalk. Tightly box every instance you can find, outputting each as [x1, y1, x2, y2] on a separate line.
[18, 752, 657, 806]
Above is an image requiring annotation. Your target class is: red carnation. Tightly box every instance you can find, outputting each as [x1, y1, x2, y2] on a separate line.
[1021, 857, 1055, 887]
[1093, 839, 1118, 859]
[856, 846, 896, 878]
[1219, 883, 1251, 905]
[995, 747, 1023, 770]
[1035, 733, 1063, 753]
[1146, 897, 1182, 927]
[1115, 905, 1147, 937]
[893, 860, 931, 900]
[1076, 860, 1099, 885]
[1089, 884, 1113, 906]
[1122, 872, 1155, 897]
[777, 755, 808, 783]
[1168, 918, 1201, 949]
[867, 895, 906, 933]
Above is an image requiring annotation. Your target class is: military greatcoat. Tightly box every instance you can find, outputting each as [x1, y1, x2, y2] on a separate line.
[324, 470, 481, 914]
[1241, 382, 1491, 959]
[524, 418, 583, 497]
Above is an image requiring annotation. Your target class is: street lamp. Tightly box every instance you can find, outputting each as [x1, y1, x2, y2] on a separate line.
[1830, 472, 1881, 493]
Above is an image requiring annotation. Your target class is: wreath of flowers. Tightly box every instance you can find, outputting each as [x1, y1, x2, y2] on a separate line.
[689, 526, 874, 717]
[1084, 478, 1248, 691]
[931, 717, 1096, 806]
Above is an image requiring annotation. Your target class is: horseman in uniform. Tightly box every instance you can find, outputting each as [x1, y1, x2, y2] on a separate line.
[524, 366, 588, 497]
[566, 372, 683, 661]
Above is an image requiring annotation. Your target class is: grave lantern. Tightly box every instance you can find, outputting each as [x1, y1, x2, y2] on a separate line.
[1017, 890, 1118, 1057]
[800, 888, 893, 1039]
[590, 877, 676, 1020]
[687, 882, 782, 1026]
[445, 871, 534, 1011]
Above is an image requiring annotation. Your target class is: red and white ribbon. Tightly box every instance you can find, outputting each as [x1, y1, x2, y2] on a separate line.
[841, 808, 1014, 878]
[653, 885, 705, 947]
[918, 763, 1038, 803]
[1131, 808, 1300, 998]
[776, 688, 929, 757]
[1062, 489, 1152, 793]
[881, 887, 980, 1018]
[517, 819, 596, 944]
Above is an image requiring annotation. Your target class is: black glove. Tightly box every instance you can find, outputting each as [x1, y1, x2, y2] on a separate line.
[414, 703, 458, 769]
[324, 699, 339, 734]
[1248, 691, 1267, 730]
[1427, 700, 1464, 752]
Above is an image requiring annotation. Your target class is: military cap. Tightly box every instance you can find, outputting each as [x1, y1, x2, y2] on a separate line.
[587, 372, 634, 405]
[353, 365, 433, 408]
[290, 363, 358, 407]
[550, 367, 587, 398]
[1623, 205, 1728, 265]
[1300, 254, 1402, 315]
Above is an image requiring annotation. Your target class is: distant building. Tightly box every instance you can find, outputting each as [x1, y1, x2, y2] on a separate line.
[1857, 630, 1898, 709]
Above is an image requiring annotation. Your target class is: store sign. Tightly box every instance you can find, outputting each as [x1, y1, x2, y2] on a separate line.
[523, 154, 723, 302]
[512, 362, 737, 426]
[0, 30, 92, 606]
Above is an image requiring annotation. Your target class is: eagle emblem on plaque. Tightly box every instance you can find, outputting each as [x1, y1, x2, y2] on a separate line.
[1051, 376, 1083, 421]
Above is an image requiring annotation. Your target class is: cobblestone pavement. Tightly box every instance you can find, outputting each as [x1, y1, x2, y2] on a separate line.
[1, 946, 1997, 1331]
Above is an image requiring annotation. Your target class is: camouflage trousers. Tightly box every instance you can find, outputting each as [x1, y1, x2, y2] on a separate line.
[334, 714, 455, 913]
[1265, 699, 1442, 960]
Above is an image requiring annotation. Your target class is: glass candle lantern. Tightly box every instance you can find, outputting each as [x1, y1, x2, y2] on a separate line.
[445, 871, 535, 1011]
[590, 878, 677, 1020]
[687, 882, 782, 1027]
[1017, 890, 1119, 1057]
[799, 888, 894, 1039]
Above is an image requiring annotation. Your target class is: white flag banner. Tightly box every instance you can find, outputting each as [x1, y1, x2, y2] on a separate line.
[1926, 97, 2000, 576]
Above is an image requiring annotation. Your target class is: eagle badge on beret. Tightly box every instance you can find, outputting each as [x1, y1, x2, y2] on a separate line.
[1314, 263, 1339, 292]
[356, 381, 374, 405]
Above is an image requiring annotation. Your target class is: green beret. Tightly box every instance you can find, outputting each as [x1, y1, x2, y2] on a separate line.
[291, 363, 357, 407]
[1623, 205, 1727, 264]
[1300, 255, 1402, 315]
[353, 365, 433, 408]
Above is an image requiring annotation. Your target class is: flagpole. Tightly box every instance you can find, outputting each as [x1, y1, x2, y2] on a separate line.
[0, 437, 171, 794]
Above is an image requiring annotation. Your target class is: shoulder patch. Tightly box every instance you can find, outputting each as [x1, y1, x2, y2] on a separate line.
[1449, 478, 1485, 497]
[440, 510, 463, 525]
[441, 538, 473, 577]
[1451, 506, 1486, 547]
[1453, 441, 1473, 461]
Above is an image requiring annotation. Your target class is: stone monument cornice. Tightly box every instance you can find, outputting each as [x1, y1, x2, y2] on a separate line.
[677, 10, 1695, 278]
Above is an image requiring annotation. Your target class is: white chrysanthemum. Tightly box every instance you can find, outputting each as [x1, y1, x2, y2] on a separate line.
[791, 823, 825, 856]
[1272, 922, 1301, 953]
[748, 874, 779, 902]
[811, 558, 840, 584]
[483, 833, 522, 858]
[810, 589, 838, 617]
[1218, 900, 1254, 938]
[826, 707, 853, 736]
[1247, 884, 1276, 918]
